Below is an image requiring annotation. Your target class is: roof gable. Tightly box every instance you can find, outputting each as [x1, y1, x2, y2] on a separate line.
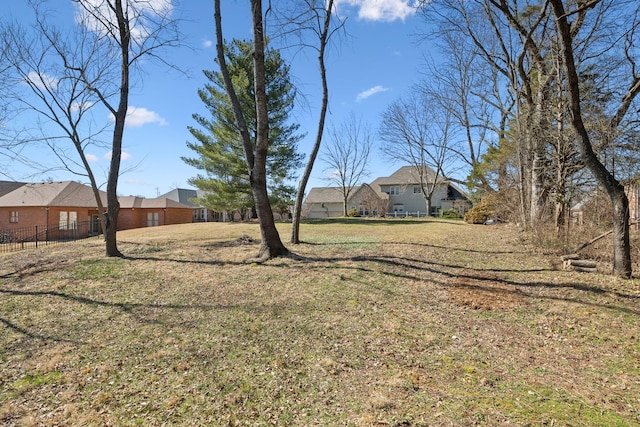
[119, 195, 193, 209]
[304, 187, 351, 204]
[304, 184, 389, 205]
[159, 188, 202, 207]
[0, 181, 106, 207]
[0, 181, 26, 197]
[375, 165, 439, 186]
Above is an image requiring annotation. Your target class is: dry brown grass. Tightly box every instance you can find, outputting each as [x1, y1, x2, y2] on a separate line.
[1, 218, 639, 426]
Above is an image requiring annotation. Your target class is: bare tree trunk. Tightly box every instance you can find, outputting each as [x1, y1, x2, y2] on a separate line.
[551, 0, 632, 278]
[101, 0, 129, 257]
[214, 0, 288, 259]
[251, 0, 288, 258]
[291, 0, 334, 244]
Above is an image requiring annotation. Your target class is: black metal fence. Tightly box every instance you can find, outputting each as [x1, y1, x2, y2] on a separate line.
[0, 221, 101, 254]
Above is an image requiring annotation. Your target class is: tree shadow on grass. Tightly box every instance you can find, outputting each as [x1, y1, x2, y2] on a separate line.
[0, 316, 84, 344]
[303, 217, 478, 226]
[294, 253, 640, 316]
[0, 285, 298, 344]
[301, 240, 525, 255]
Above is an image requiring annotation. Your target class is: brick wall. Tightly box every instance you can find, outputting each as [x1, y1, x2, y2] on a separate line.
[0, 207, 46, 229]
[165, 208, 194, 225]
[2, 206, 193, 232]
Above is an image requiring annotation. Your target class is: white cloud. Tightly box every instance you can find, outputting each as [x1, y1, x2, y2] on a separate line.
[109, 106, 167, 127]
[103, 151, 132, 161]
[75, 0, 173, 42]
[85, 153, 99, 162]
[71, 101, 96, 112]
[125, 178, 148, 185]
[25, 71, 58, 91]
[356, 85, 390, 102]
[327, 169, 343, 180]
[202, 39, 213, 48]
[335, 0, 417, 22]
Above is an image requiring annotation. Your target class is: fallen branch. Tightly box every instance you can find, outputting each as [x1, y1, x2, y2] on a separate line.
[563, 257, 598, 272]
[572, 266, 598, 273]
[565, 259, 597, 268]
[573, 229, 612, 253]
[573, 221, 639, 253]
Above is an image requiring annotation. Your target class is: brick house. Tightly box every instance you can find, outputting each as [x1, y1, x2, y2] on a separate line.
[0, 181, 193, 236]
[160, 188, 223, 222]
[118, 195, 194, 229]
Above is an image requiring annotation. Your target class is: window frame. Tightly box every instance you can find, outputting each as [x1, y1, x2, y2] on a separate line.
[59, 211, 68, 230]
[147, 212, 160, 227]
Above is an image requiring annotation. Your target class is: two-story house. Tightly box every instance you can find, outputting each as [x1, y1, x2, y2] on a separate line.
[303, 165, 471, 219]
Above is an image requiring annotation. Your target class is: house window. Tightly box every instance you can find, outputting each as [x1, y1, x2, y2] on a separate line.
[10, 211, 18, 223]
[359, 205, 369, 216]
[59, 211, 77, 230]
[389, 186, 400, 195]
[393, 204, 404, 212]
[413, 186, 421, 194]
[147, 212, 159, 227]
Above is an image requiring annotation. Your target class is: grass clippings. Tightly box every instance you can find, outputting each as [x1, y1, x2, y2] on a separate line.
[1, 219, 639, 426]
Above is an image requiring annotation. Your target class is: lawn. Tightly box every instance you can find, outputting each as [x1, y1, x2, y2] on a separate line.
[0, 218, 638, 426]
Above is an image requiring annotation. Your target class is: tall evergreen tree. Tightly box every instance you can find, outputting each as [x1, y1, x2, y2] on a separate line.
[183, 39, 304, 218]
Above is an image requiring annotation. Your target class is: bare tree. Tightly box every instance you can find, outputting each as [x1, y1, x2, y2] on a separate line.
[420, 29, 506, 193]
[550, 0, 639, 278]
[0, 0, 180, 257]
[321, 114, 371, 216]
[213, 0, 288, 259]
[270, 0, 344, 244]
[379, 91, 458, 216]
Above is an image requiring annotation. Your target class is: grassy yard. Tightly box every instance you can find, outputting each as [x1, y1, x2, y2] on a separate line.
[0, 218, 638, 426]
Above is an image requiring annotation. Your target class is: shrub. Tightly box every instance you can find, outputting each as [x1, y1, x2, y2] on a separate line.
[346, 208, 360, 217]
[440, 209, 462, 219]
[464, 193, 498, 224]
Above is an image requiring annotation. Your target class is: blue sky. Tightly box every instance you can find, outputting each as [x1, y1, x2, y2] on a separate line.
[2, 0, 432, 198]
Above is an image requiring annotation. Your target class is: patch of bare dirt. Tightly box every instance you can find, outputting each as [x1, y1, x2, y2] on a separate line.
[202, 234, 259, 248]
[447, 269, 525, 310]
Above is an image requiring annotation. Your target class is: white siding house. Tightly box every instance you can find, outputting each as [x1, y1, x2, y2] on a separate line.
[303, 166, 470, 218]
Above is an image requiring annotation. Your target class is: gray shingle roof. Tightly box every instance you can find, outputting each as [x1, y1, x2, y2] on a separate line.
[373, 165, 439, 186]
[0, 181, 192, 210]
[159, 188, 202, 207]
[304, 187, 350, 204]
[0, 181, 26, 197]
[119, 196, 193, 209]
[0, 181, 107, 207]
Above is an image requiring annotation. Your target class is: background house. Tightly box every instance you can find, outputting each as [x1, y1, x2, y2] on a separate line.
[303, 166, 471, 218]
[0, 181, 194, 238]
[371, 166, 470, 216]
[118, 196, 194, 229]
[160, 188, 222, 222]
[0, 181, 107, 237]
[303, 184, 388, 219]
